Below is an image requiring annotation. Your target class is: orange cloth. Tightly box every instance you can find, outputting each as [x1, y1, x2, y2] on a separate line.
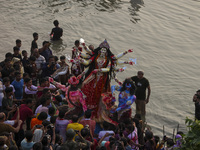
[30, 118, 43, 129]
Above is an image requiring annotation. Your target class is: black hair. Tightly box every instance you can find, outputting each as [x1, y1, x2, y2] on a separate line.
[154, 135, 160, 145]
[40, 97, 47, 105]
[145, 130, 153, 140]
[54, 56, 58, 62]
[13, 46, 20, 51]
[33, 142, 43, 150]
[177, 131, 184, 135]
[39, 78, 48, 85]
[41, 136, 48, 146]
[4, 58, 11, 63]
[25, 98, 32, 104]
[24, 77, 31, 83]
[60, 55, 65, 60]
[5, 87, 13, 94]
[58, 110, 65, 119]
[53, 20, 59, 26]
[144, 130, 156, 148]
[103, 121, 110, 130]
[126, 124, 135, 133]
[55, 95, 62, 102]
[16, 39, 21, 44]
[42, 41, 49, 46]
[132, 118, 139, 128]
[22, 50, 27, 55]
[50, 116, 57, 124]
[14, 71, 21, 76]
[81, 128, 89, 138]
[167, 138, 175, 147]
[29, 56, 36, 61]
[42, 88, 50, 95]
[3, 77, 10, 83]
[33, 32, 38, 38]
[48, 107, 55, 116]
[84, 110, 91, 118]
[5, 52, 13, 58]
[25, 130, 33, 142]
[74, 40, 79, 46]
[72, 115, 78, 123]
[37, 112, 48, 120]
[42, 120, 51, 127]
[123, 118, 132, 125]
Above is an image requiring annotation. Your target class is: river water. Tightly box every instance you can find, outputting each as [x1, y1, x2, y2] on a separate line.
[1, 0, 200, 137]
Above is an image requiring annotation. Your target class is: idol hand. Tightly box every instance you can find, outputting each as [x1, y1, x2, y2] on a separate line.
[128, 49, 133, 53]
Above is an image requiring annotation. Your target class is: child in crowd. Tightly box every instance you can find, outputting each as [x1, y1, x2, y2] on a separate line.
[3, 77, 15, 98]
[11, 72, 23, 101]
[26, 56, 38, 85]
[31, 32, 39, 54]
[2, 87, 16, 113]
[22, 50, 30, 73]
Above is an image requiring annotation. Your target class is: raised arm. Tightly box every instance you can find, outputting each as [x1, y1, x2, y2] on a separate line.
[80, 52, 91, 59]
[82, 45, 93, 55]
[115, 60, 135, 65]
[115, 49, 133, 59]
[81, 58, 93, 66]
[49, 77, 66, 92]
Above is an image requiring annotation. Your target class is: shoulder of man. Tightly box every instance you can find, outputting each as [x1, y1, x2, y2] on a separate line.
[131, 76, 137, 80]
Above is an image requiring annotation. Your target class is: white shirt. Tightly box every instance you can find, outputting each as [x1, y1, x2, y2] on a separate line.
[56, 119, 69, 142]
[25, 85, 38, 95]
[98, 130, 115, 141]
[3, 84, 15, 93]
[4, 120, 15, 126]
[35, 55, 46, 70]
[34, 104, 42, 116]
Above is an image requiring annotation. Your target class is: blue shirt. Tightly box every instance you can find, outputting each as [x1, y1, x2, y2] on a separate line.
[21, 139, 35, 150]
[11, 79, 24, 99]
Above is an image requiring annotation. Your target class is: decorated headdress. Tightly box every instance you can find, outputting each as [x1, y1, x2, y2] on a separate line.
[68, 76, 79, 85]
[99, 39, 110, 49]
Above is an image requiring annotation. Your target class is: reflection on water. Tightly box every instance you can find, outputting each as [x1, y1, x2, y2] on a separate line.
[39, 0, 144, 24]
[129, 0, 144, 23]
[40, 0, 123, 12]
[95, 0, 123, 12]
[50, 39, 67, 52]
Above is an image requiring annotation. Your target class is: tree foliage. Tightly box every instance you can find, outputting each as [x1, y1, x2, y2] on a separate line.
[180, 118, 200, 150]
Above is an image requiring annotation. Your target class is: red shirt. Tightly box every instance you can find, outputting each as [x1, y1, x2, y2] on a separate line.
[12, 104, 33, 129]
[80, 118, 96, 136]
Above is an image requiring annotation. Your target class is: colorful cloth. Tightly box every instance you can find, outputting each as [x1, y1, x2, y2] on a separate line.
[81, 55, 110, 110]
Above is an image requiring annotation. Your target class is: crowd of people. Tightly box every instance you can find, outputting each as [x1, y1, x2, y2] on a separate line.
[0, 20, 186, 150]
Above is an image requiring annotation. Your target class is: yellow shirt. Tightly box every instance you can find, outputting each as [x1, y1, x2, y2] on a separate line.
[66, 122, 84, 139]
